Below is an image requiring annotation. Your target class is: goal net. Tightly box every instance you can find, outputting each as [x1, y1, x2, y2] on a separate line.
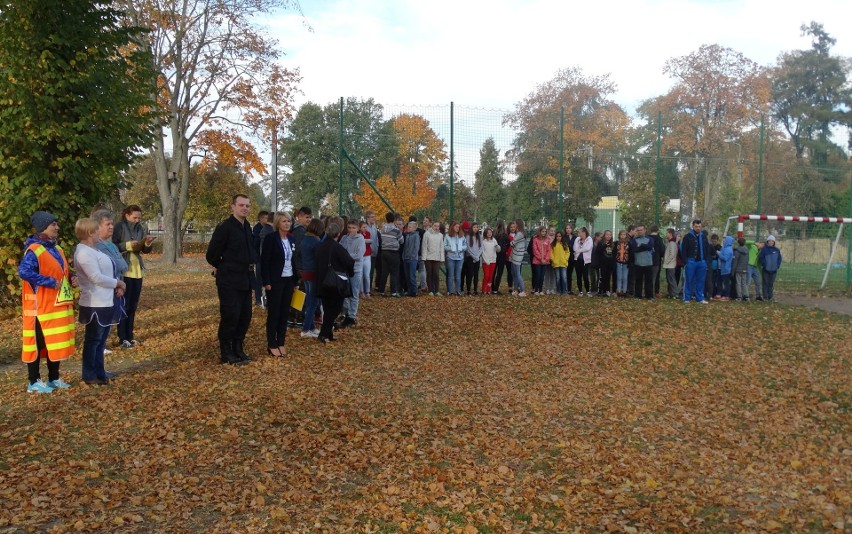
[731, 215, 852, 295]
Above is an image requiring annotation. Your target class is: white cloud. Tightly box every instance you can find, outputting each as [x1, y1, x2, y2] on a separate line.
[264, 0, 852, 114]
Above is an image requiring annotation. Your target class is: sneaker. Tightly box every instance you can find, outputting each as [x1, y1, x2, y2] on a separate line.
[756, 296, 764, 301]
[47, 378, 71, 389]
[300, 330, 318, 338]
[119, 340, 133, 349]
[104, 372, 116, 380]
[103, 348, 113, 355]
[586, 292, 593, 297]
[130, 339, 139, 346]
[428, 292, 434, 296]
[699, 300, 709, 304]
[391, 293, 402, 298]
[27, 380, 54, 394]
[518, 291, 528, 297]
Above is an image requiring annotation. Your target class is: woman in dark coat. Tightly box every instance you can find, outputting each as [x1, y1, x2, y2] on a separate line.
[261, 212, 296, 357]
[314, 221, 355, 343]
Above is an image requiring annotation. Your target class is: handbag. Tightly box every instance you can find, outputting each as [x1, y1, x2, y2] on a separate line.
[322, 260, 353, 298]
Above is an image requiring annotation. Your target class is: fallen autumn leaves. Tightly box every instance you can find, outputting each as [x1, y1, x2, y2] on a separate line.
[0, 256, 849, 532]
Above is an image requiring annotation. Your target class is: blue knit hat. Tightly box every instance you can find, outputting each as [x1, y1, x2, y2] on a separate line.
[31, 211, 58, 233]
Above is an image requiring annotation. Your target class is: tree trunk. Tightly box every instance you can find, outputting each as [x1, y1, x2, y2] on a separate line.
[153, 134, 190, 265]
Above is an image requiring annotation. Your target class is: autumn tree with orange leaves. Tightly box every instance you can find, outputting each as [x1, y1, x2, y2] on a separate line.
[505, 67, 630, 224]
[647, 44, 770, 224]
[355, 114, 447, 217]
[116, 0, 301, 263]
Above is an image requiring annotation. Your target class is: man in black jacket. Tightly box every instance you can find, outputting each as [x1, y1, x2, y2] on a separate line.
[649, 225, 666, 298]
[206, 194, 257, 364]
[252, 211, 272, 307]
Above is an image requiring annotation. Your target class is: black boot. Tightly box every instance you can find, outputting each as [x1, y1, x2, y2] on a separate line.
[233, 340, 252, 362]
[220, 341, 246, 365]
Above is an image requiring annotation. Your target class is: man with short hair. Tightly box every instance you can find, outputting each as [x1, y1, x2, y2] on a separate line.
[365, 211, 380, 293]
[378, 212, 404, 297]
[206, 194, 257, 365]
[291, 206, 312, 274]
[626, 225, 637, 296]
[418, 216, 430, 291]
[649, 225, 665, 298]
[252, 211, 272, 306]
[680, 219, 712, 304]
[629, 225, 655, 300]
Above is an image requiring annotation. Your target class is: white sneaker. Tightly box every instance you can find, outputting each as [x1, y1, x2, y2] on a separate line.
[300, 330, 318, 338]
[27, 379, 54, 394]
[47, 378, 72, 389]
[104, 348, 113, 355]
[518, 291, 528, 297]
[699, 300, 709, 304]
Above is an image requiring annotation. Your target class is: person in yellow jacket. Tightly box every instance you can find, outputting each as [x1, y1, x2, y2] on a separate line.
[551, 231, 570, 295]
[18, 211, 77, 393]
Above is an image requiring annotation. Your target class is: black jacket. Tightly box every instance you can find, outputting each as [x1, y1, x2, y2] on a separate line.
[595, 239, 616, 267]
[680, 230, 712, 263]
[260, 232, 296, 286]
[206, 216, 257, 290]
[650, 233, 665, 267]
[315, 237, 355, 298]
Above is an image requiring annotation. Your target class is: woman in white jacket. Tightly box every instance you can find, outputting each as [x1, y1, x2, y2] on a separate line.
[74, 218, 126, 385]
[421, 221, 445, 295]
[573, 227, 594, 296]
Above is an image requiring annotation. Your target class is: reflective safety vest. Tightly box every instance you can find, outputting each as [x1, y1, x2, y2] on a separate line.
[21, 244, 76, 363]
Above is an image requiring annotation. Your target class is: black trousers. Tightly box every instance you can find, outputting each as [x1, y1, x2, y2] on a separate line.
[575, 257, 590, 293]
[118, 276, 143, 342]
[634, 265, 654, 299]
[265, 277, 295, 348]
[319, 295, 344, 340]
[27, 321, 60, 384]
[600, 262, 615, 293]
[217, 285, 252, 344]
[463, 258, 480, 293]
[379, 250, 400, 294]
[493, 257, 507, 292]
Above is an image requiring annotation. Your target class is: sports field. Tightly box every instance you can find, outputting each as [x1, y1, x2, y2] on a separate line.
[0, 256, 849, 532]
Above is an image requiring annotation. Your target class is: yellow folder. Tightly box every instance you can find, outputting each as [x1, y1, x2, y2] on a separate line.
[290, 288, 306, 311]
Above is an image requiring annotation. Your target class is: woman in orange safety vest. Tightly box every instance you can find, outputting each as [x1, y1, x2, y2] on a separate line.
[18, 211, 77, 393]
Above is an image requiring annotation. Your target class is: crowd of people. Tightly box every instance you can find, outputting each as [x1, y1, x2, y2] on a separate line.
[208, 196, 784, 366]
[18, 195, 785, 387]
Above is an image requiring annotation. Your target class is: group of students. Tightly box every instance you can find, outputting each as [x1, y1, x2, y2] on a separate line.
[308, 213, 783, 304]
[18, 207, 153, 393]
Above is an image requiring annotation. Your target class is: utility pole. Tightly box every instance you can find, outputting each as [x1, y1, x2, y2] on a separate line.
[270, 124, 278, 213]
[655, 111, 661, 226]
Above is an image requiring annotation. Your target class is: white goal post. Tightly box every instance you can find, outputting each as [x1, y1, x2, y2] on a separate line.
[735, 214, 852, 291]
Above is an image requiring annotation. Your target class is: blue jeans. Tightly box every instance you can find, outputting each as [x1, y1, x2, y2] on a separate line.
[82, 320, 110, 381]
[345, 271, 362, 318]
[747, 265, 761, 299]
[511, 263, 525, 292]
[555, 267, 567, 294]
[446, 258, 463, 295]
[360, 256, 371, 296]
[684, 259, 707, 302]
[721, 274, 732, 297]
[404, 259, 418, 296]
[302, 279, 319, 332]
[616, 263, 628, 293]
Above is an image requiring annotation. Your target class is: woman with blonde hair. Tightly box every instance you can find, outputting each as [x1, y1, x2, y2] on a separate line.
[261, 212, 296, 356]
[75, 218, 126, 385]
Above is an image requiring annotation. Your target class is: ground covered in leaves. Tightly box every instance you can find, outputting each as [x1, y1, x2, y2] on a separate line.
[0, 256, 849, 533]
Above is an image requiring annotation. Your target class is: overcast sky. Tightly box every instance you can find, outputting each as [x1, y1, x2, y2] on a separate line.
[264, 0, 852, 116]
